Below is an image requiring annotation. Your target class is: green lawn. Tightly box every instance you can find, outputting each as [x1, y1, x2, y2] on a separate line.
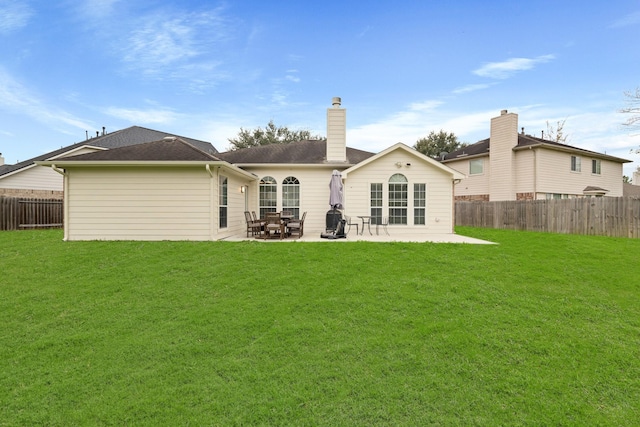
[1, 228, 639, 426]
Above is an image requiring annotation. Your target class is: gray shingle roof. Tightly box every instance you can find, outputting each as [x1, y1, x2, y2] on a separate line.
[58, 138, 221, 162]
[216, 140, 375, 164]
[1, 126, 218, 176]
[442, 134, 630, 163]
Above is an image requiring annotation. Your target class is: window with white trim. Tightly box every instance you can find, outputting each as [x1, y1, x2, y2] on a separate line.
[282, 176, 300, 219]
[219, 175, 228, 228]
[370, 183, 383, 225]
[571, 156, 581, 172]
[388, 173, 408, 225]
[592, 159, 601, 175]
[469, 159, 483, 175]
[259, 176, 277, 218]
[414, 183, 426, 225]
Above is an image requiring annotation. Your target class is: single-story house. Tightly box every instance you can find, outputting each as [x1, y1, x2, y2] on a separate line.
[37, 98, 465, 241]
[1, 126, 217, 199]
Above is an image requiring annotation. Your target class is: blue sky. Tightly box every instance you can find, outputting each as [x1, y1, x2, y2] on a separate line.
[1, 0, 639, 176]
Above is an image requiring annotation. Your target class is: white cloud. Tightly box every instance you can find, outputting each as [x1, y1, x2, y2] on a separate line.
[0, 67, 93, 130]
[80, 5, 235, 91]
[452, 83, 494, 94]
[0, 0, 32, 34]
[610, 10, 640, 28]
[76, 0, 122, 19]
[474, 55, 556, 79]
[104, 106, 179, 124]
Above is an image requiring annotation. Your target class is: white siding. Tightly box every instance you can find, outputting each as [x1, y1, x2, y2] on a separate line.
[447, 157, 490, 198]
[67, 167, 213, 240]
[0, 165, 63, 191]
[244, 166, 340, 234]
[514, 149, 535, 195]
[489, 112, 518, 200]
[326, 107, 347, 162]
[343, 150, 456, 235]
[536, 150, 624, 197]
[217, 167, 255, 240]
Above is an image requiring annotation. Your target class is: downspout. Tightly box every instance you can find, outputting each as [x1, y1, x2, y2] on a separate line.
[51, 164, 67, 177]
[530, 147, 537, 200]
[51, 165, 69, 241]
[452, 179, 462, 233]
[206, 164, 215, 240]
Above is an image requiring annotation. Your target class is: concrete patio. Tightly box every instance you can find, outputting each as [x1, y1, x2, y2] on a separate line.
[225, 228, 495, 244]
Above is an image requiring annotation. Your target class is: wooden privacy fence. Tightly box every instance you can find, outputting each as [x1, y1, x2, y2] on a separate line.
[455, 197, 640, 238]
[0, 196, 63, 231]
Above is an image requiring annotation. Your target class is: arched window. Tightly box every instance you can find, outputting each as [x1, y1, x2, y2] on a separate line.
[282, 176, 300, 219]
[259, 176, 277, 218]
[388, 173, 408, 225]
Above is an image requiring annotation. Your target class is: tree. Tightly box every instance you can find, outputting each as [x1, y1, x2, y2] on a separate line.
[413, 130, 467, 159]
[227, 120, 325, 150]
[545, 118, 570, 143]
[620, 87, 640, 133]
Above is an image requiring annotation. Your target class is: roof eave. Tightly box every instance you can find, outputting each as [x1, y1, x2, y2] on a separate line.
[513, 143, 632, 163]
[442, 152, 489, 163]
[35, 160, 258, 180]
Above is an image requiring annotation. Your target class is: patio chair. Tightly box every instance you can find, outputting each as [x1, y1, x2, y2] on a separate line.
[344, 215, 359, 235]
[244, 211, 263, 237]
[287, 211, 306, 238]
[377, 216, 390, 236]
[264, 212, 285, 239]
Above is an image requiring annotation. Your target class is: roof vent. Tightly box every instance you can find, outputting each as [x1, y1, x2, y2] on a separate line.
[332, 97, 341, 107]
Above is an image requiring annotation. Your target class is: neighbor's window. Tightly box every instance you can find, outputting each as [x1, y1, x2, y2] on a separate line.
[219, 176, 228, 228]
[469, 159, 484, 175]
[592, 159, 601, 175]
[282, 176, 300, 219]
[370, 183, 383, 225]
[571, 155, 581, 172]
[388, 173, 408, 225]
[414, 183, 426, 225]
[259, 176, 277, 218]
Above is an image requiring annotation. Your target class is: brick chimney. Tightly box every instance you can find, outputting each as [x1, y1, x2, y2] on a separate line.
[489, 110, 518, 201]
[326, 97, 346, 162]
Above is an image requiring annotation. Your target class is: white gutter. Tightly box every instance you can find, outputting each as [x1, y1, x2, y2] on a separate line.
[51, 164, 67, 176]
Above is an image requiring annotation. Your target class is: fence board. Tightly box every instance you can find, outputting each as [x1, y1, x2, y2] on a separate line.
[455, 197, 640, 238]
[1, 196, 63, 230]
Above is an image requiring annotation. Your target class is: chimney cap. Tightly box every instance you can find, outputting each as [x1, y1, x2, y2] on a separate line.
[332, 97, 342, 107]
[501, 109, 508, 115]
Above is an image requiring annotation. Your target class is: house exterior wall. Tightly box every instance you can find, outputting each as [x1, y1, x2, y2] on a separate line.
[535, 149, 624, 197]
[0, 146, 103, 195]
[514, 149, 535, 197]
[344, 150, 456, 235]
[66, 167, 215, 241]
[446, 157, 490, 201]
[243, 166, 342, 233]
[0, 165, 64, 191]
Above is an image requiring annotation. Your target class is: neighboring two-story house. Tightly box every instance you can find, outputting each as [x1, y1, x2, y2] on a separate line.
[442, 110, 631, 201]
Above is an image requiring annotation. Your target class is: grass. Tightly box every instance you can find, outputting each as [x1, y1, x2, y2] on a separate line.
[0, 227, 639, 425]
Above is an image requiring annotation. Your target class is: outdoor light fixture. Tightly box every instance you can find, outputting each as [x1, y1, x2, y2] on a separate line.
[240, 186, 246, 193]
